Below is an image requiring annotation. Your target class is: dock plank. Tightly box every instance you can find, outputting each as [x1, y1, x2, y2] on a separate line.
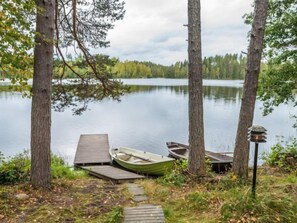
[82, 165, 145, 183]
[74, 134, 111, 166]
[123, 205, 165, 223]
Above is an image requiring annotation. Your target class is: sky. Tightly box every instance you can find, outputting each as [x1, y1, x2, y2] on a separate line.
[99, 0, 254, 65]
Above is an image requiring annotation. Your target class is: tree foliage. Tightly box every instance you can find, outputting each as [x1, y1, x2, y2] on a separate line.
[1, 0, 127, 103]
[257, 0, 297, 119]
[53, 54, 126, 114]
[54, 0, 127, 101]
[202, 54, 247, 80]
[0, 0, 35, 87]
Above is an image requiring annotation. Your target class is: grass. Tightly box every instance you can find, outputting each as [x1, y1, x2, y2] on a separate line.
[0, 151, 127, 222]
[0, 169, 296, 222]
[0, 178, 127, 223]
[138, 168, 297, 223]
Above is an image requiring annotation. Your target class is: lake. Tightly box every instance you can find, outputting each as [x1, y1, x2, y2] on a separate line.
[0, 79, 296, 164]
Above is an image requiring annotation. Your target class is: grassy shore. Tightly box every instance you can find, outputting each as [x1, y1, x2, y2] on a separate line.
[0, 177, 127, 223]
[1, 146, 296, 222]
[140, 167, 297, 222]
[0, 167, 296, 223]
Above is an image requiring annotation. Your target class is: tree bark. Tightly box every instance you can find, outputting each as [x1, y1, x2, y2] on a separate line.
[187, 0, 206, 176]
[233, 0, 269, 178]
[31, 0, 55, 188]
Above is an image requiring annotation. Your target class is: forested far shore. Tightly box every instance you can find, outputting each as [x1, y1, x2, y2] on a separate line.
[0, 53, 249, 80]
[113, 53, 247, 79]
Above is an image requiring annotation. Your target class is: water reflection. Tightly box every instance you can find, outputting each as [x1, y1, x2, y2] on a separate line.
[129, 85, 188, 96]
[129, 85, 242, 104]
[0, 82, 242, 104]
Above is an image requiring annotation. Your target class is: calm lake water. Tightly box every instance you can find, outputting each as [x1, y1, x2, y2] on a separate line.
[0, 79, 296, 164]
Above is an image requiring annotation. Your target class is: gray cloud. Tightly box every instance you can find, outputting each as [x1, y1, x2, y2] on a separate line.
[99, 0, 253, 65]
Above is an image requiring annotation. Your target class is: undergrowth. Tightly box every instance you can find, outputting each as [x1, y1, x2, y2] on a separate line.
[262, 138, 297, 172]
[0, 150, 86, 184]
[157, 159, 188, 186]
[102, 206, 123, 223]
[141, 165, 297, 222]
[0, 151, 30, 184]
[157, 158, 213, 187]
[220, 189, 297, 223]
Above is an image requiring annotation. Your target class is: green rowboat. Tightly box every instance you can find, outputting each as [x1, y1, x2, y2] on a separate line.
[110, 147, 174, 176]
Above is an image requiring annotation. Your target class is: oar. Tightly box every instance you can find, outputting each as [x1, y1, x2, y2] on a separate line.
[118, 151, 151, 162]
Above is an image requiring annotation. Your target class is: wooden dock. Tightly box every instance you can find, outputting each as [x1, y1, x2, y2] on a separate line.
[74, 134, 144, 182]
[74, 134, 111, 166]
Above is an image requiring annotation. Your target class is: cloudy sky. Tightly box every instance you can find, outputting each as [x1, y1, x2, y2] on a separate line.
[99, 0, 254, 65]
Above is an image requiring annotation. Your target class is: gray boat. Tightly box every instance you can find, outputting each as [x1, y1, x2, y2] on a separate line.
[166, 141, 233, 172]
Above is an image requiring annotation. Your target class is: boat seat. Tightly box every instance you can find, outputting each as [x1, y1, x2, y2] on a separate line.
[131, 159, 151, 164]
[116, 153, 131, 161]
[131, 159, 143, 163]
[170, 147, 183, 151]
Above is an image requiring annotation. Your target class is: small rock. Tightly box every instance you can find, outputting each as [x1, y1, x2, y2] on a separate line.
[15, 193, 29, 200]
[0, 214, 4, 219]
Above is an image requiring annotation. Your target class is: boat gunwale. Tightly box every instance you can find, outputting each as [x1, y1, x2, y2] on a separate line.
[110, 147, 174, 166]
[166, 141, 233, 163]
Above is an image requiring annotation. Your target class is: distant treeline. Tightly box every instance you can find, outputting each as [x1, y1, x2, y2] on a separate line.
[1, 53, 247, 80]
[113, 53, 247, 79]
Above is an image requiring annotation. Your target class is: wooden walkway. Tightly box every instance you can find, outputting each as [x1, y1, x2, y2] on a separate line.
[74, 134, 144, 182]
[123, 205, 165, 223]
[82, 165, 144, 183]
[123, 184, 165, 223]
[74, 134, 111, 166]
[74, 134, 165, 221]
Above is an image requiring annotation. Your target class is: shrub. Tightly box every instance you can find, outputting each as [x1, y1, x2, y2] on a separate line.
[0, 150, 30, 184]
[157, 169, 187, 187]
[51, 154, 86, 179]
[262, 138, 297, 172]
[157, 161, 187, 187]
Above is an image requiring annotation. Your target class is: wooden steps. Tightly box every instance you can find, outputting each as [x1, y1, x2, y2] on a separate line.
[123, 205, 165, 223]
[81, 165, 144, 183]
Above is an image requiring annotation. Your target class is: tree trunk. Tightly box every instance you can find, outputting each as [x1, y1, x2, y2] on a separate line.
[31, 0, 55, 188]
[187, 0, 206, 176]
[233, 0, 269, 178]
